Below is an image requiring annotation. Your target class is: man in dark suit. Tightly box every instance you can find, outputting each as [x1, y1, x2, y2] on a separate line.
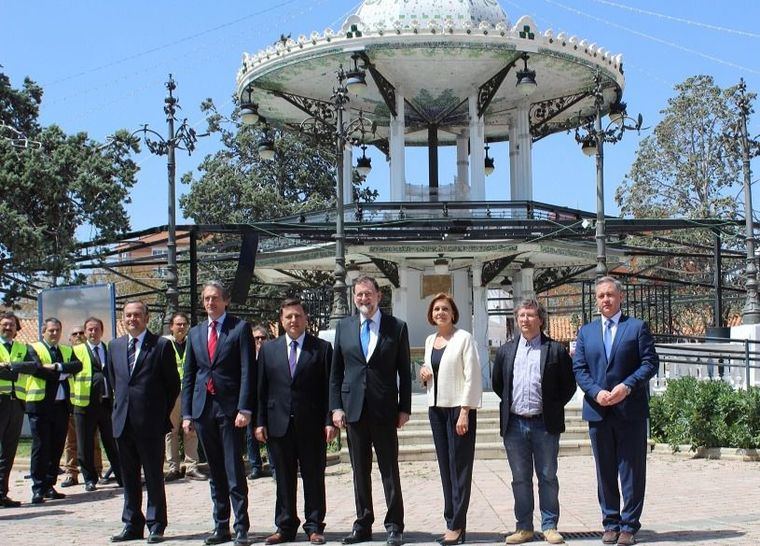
[256, 298, 336, 546]
[329, 275, 412, 546]
[71, 316, 122, 491]
[27, 317, 83, 504]
[573, 277, 659, 546]
[492, 299, 576, 545]
[182, 281, 254, 546]
[108, 301, 180, 544]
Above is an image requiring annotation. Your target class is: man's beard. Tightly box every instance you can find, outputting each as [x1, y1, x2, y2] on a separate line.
[357, 304, 375, 317]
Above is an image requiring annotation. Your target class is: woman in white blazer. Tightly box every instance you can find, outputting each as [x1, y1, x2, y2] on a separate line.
[418, 293, 482, 545]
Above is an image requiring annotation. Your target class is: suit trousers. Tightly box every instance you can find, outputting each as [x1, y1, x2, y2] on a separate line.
[0, 395, 24, 497]
[588, 414, 648, 534]
[194, 396, 249, 533]
[116, 421, 167, 534]
[75, 399, 121, 486]
[28, 403, 69, 496]
[165, 397, 199, 473]
[268, 418, 327, 536]
[345, 414, 404, 533]
[429, 407, 477, 531]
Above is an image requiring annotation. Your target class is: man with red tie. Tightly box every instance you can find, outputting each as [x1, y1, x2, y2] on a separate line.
[182, 281, 255, 546]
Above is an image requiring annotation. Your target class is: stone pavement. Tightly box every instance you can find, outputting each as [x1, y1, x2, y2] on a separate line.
[1, 452, 758, 545]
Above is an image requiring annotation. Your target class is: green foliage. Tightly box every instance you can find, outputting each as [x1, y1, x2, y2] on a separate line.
[0, 72, 139, 304]
[650, 376, 760, 449]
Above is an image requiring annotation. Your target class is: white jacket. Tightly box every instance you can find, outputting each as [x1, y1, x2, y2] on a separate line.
[422, 328, 482, 408]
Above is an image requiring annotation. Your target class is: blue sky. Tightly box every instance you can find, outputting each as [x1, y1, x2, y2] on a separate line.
[3, 0, 759, 236]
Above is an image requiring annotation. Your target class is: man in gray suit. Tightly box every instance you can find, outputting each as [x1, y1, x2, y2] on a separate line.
[329, 276, 412, 546]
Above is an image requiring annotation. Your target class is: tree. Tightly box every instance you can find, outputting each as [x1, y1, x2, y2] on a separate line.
[614, 75, 754, 333]
[0, 72, 139, 305]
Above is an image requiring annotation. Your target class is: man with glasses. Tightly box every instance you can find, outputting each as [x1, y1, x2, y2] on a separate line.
[247, 325, 275, 481]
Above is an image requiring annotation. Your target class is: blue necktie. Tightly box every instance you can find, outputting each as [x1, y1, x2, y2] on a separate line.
[361, 319, 372, 359]
[604, 320, 614, 359]
[289, 340, 298, 377]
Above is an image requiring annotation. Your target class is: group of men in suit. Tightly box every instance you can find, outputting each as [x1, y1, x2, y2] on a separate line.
[493, 276, 658, 546]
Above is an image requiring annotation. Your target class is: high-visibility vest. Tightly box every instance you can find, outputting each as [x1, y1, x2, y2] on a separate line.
[0, 340, 30, 400]
[70, 344, 92, 407]
[166, 337, 186, 380]
[28, 342, 73, 403]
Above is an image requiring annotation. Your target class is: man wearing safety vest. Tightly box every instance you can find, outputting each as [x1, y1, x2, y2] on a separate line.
[164, 312, 207, 482]
[71, 316, 122, 491]
[0, 311, 40, 508]
[27, 317, 83, 504]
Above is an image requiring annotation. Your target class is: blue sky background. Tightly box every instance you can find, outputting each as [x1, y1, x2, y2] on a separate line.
[3, 0, 759, 237]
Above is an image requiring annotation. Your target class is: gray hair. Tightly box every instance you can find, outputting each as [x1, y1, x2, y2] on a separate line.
[122, 300, 149, 316]
[202, 280, 230, 300]
[352, 275, 380, 293]
[514, 298, 547, 328]
[595, 276, 624, 294]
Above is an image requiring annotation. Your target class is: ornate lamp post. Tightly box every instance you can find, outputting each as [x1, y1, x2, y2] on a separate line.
[735, 79, 760, 324]
[247, 57, 376, 327]
[575, 71, 643, 279]
[126, 75, 200, 327]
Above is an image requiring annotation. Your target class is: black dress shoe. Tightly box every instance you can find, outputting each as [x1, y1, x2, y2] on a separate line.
[342, 530, 372, 544]
[387, 530, 403, 546]
[234, 530, 250, 545]
[204, 529, 232, 545]
[110, 528, 144, 542]
[147, 530, 165, 544]
[85, 482, 97, 492]
[0, 496, 21, 508]
[44, 487, 66, 499]
[31, 494, 44, 505]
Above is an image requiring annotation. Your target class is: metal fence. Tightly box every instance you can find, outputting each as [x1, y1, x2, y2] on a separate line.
[652, 334, 760, 391]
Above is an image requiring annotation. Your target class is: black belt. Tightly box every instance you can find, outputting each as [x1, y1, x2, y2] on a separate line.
[511, 412, 543, 420]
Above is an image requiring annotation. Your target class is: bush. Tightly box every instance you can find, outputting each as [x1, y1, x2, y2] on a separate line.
[649, 377, 760, 450]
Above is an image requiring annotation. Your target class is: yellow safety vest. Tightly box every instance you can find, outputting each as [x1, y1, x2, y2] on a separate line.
[28, 342, 73, 403]
[70, 344, 92, 407]
[0, 340, 30, 400]
[168, 338, 186, 381]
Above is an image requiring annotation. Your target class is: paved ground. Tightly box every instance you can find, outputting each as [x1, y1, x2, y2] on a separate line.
[1, 452, 758, 545]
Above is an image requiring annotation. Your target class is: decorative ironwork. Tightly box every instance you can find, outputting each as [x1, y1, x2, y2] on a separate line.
[534, 265, 595, 293]
[530, 91, 591, 136]
[369, 256, 400, 288]
[269, 89, 336, 126]
[372, 137, 390, 158]
[358, 52, 397, 117]
[477, 54, 521, 117]
[482, 254, 520, 286]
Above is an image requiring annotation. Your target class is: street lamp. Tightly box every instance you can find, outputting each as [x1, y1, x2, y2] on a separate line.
[734, 78, 760, 324]
[574, 71, 643, 279]
[120, 75, 201, 328]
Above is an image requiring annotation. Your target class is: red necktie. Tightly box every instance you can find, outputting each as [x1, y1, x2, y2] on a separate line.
[206, 320, 218, 395]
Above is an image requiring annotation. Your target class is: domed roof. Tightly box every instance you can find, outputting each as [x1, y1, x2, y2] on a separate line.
[355, 0, 508, 30]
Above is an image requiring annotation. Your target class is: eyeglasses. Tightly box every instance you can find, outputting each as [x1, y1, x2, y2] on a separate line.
[71, 331, 85, 336]
[253, 336, 266, 341]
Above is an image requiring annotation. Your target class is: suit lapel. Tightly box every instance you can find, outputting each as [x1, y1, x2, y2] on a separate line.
[212, 316, 230, 367]
[200, 320, 211, 367]
[292, 334, 314, 381]
[539, 334, 549, 378]
[371, 312, 393, 363]
[505, 340, 519, 402]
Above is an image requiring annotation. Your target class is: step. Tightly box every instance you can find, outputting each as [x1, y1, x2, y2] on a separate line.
[396, 427, 590, 447]
[338, 439, 594, 463]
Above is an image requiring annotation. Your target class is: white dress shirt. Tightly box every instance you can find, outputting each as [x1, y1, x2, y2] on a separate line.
[360, 308, 381, 360]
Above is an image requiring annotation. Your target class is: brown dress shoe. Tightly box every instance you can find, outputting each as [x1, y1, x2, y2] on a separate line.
[309, 532, 326, 545]
[616, 532, 635, 545]
[601, 530, 619, 544]
[265, 532, 294, 545]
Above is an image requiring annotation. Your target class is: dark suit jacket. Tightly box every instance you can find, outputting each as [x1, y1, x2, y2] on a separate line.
[182, 314, 254, 419]
[492, 333, 576, 435]
[108, 330, 180, 438]
[329, 312, 412, 424]
[256, 333, 333, 438]
[25, 344, 82, 415]
[573, 315, 659, 422]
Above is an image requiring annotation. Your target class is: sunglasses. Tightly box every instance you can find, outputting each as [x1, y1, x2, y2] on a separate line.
[253, 336, 266, 341]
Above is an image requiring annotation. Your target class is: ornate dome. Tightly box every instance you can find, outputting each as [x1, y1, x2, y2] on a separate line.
[354, 0, 508, 30]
